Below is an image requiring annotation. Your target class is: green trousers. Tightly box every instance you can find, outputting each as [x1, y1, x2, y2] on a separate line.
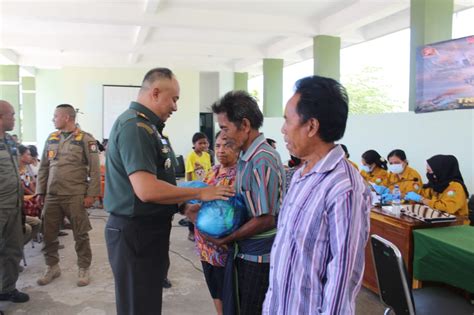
[0, 207, 23, 293]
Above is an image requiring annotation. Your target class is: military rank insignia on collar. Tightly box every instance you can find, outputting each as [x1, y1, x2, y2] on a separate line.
[88, 141, 98, 153]
[137, 112, 149, 120]
[48, 131, 61, 141]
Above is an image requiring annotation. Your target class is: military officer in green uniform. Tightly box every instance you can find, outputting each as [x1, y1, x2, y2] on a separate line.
[0, 100, 29, 303]
[104, 68, 234, 315]
[36, 104, 100, 287]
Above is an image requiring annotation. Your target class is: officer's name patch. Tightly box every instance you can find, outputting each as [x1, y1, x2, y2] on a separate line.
[88, 141, 98, 153]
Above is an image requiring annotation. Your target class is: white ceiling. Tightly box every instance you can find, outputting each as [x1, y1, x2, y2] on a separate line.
[1, 0, 473, 75]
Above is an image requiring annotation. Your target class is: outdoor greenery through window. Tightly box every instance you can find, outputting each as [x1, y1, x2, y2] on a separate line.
[340, 29, 410, 114]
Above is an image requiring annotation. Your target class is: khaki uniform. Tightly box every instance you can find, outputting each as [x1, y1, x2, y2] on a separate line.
[387, 165, 423, 195]
[23, 215, 42, 245]
[0, 134, 23, 294]
[360, 166, 389, 187]
[36, 128, 100, 268]
[420, 181, 468, 216]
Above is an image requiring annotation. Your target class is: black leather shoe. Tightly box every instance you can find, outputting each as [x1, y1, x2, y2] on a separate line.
[162, 278, 172, 289]
[0, 289, 30, 303]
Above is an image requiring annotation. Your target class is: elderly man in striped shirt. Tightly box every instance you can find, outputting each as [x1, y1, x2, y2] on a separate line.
[263, 76, 371, 315]
[208, 91, 285, 315]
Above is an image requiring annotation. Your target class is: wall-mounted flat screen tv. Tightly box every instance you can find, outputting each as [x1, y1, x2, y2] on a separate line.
[416, 35, 474, 113]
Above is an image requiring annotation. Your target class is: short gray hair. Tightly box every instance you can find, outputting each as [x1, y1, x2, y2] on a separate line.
[141, 68, 174, 90]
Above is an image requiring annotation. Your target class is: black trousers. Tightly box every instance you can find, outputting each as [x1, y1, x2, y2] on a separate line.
[105, 214, 171, 315]
[236, 258, 270, 315]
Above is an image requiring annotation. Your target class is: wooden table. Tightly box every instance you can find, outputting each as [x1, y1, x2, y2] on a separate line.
[363, 207, 463, 294]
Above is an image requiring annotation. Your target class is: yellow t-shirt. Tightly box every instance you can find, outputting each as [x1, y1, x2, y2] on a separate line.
[185, 151, 212, 181]
[360, 166, 389, 187]
[387, 165, 423, 195]
[420, 181, 468, 216]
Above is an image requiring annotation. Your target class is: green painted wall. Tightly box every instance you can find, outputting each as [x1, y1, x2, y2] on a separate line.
[36, 67, 200, 156]
[313, 35, 341, 81]
[22, 77, 36, 142]
[263, 59, 283, 117]
[0, 65, 21, 136]
[234, 72, 248, 92]
[409, 0, 453, 111]
[22, 76, 35, 90]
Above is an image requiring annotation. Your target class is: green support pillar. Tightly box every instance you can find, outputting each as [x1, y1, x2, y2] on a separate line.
[313, 35, 341, 81]
[263, 59, 283, 117]
[409, 0, 453, 111]
[234, 72, 248, 92]
[22, 77, 36, 142]
[0, 65, 21, 137]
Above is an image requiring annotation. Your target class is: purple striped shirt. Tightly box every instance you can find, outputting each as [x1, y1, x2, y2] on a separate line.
[263, 145, 371, 315]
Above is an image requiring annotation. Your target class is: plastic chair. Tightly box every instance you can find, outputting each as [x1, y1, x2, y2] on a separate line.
[370, 234, 474, 315]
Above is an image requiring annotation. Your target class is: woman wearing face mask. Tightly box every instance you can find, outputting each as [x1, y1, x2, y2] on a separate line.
[405, 155, 469, 217]
[360, 149, 389, 186]
[386, 149, 422, 196]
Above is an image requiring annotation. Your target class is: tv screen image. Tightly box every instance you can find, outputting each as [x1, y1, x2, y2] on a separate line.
[416, 35, 474, 113]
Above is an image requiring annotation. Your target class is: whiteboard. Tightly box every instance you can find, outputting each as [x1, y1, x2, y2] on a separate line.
[103, 85, 140, 139]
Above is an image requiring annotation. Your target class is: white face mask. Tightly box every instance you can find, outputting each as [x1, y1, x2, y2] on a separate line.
[360, 165, 372, 173]
[388, 163, 404, 174]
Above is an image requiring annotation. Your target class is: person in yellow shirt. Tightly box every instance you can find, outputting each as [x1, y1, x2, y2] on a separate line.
[340, 144, 358, 170]
[185, 132, 212, 182]
[405, 155, 469, 217]
[185, 132, 213, 241]
[386, 149, 423, 195]
[360, 149, 389, 186]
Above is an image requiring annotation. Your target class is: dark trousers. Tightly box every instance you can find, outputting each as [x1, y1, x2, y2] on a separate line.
[105, 214, 171, 315]
[0, 207, 22, 294]
[236, 258, 270, 315]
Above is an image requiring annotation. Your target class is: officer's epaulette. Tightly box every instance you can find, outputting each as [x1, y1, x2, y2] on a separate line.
[48, 131, 61, 141]
[136, 122, 154, 135]
[72, 128, 85, 141]
[136, 111, 149, 121]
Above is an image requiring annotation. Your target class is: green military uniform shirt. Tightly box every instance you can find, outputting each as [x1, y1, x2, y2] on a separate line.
[36, 128, 101, 196]
[104, 102, 178, 217]
[0, 134, 22, 208]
